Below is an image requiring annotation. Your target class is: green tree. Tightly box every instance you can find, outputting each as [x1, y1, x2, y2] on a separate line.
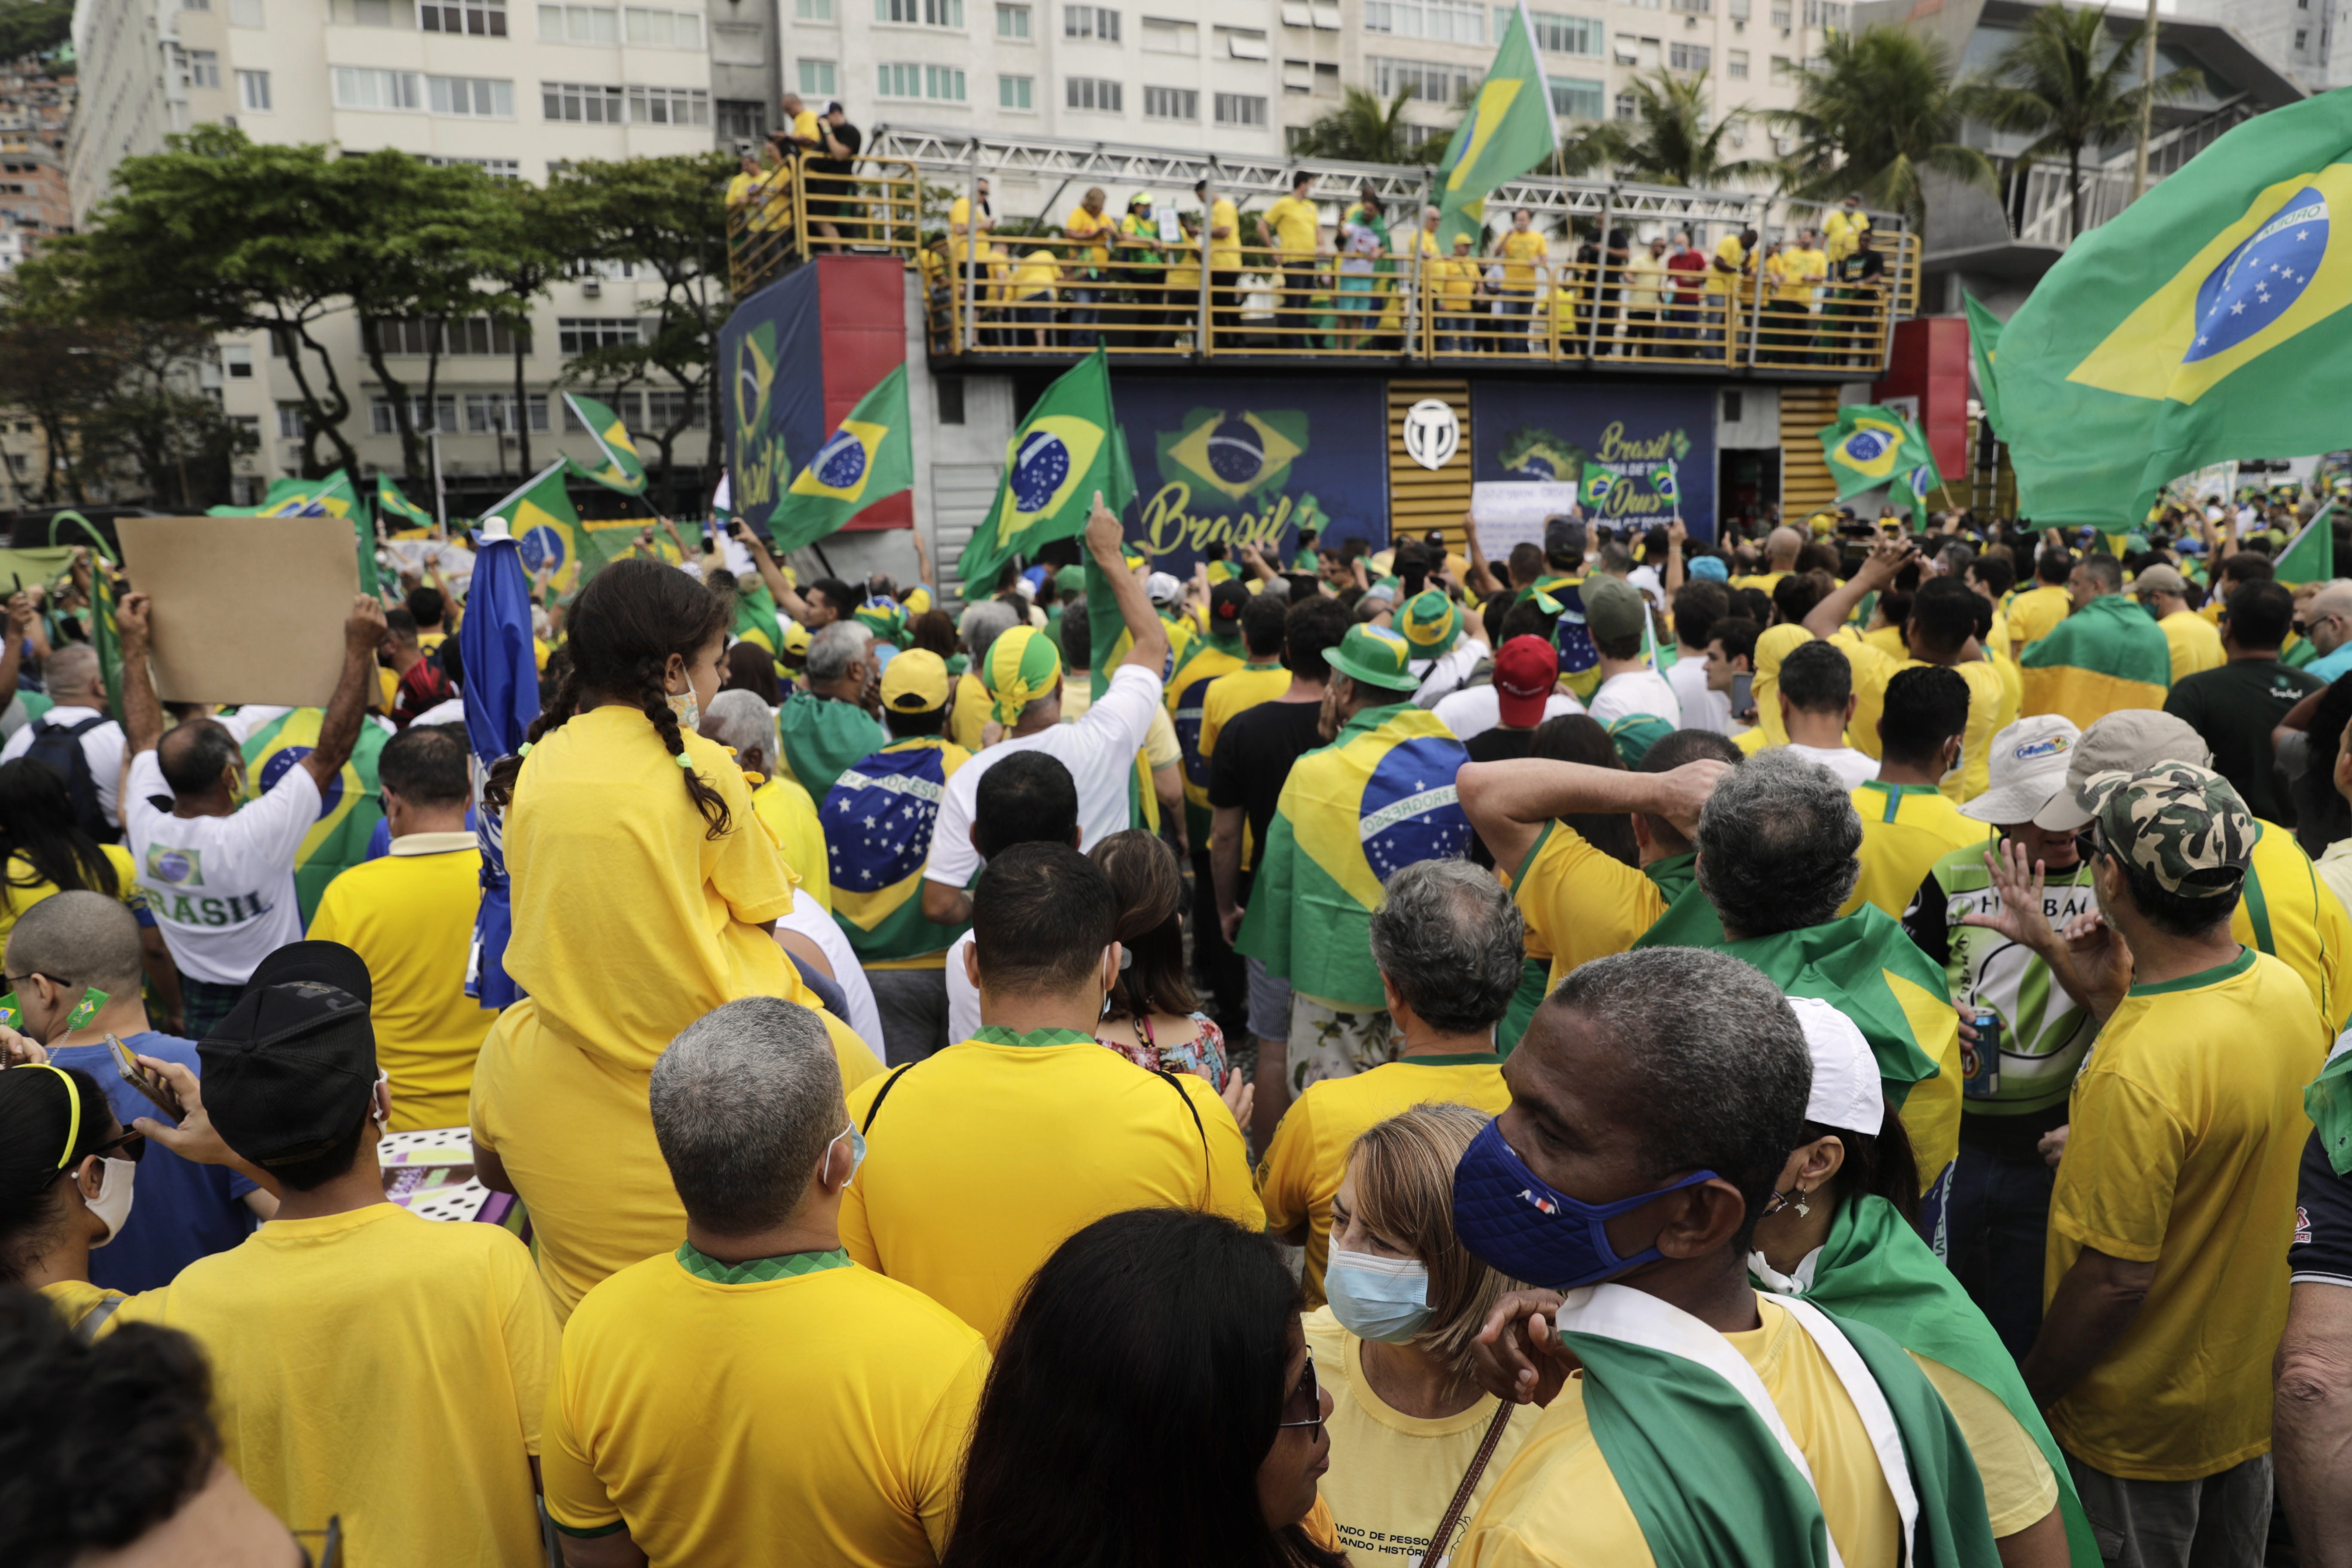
[1958, 5, 2201, 240]
[0, 0, 73, 59]
[1290, 87, 1431, 166]
[476, 178, 590, 475]
[78, 325, 260, 509]
[0, 275, 119, 503]
[1560, 70, 1764, 187]
[1773, 27, 1994, 227]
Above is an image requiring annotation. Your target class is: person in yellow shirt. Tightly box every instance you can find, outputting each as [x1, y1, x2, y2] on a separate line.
[1259, 862, 1519, 1304]
[1841, 668, 1990, 920]
[124, 941, 557, 1568]
[842, 842, 1262, 1345]
[1435, 230, 1482, 353]
[1496, 207, 1549, 353]
[1192, 176, 1244, 338]
[544, 997, 991, 1567]
[1702, 223, 1757, 354]
[1730, 524, 1802, 596]
[1823, 192, 1871, 263]
[305, 726, 490, 1133]
[0, 755, 152, 963]
[470, 561, 881, 1319]
[2007, 548, 2076, 657]
[2129, 562, 2226, 683]
[1454, 949, 2003, 1568]
[1064, 187, 1115, 348]
[1763, 228, 1825, 360]
[694, 689, 830, 912]
[1307, 1102, 1534, 1566]
[1259, 169, 1323, 339]
[2008, 764, 2328, 1559]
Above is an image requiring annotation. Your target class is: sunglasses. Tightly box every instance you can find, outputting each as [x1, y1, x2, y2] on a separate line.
[1277, 1350, 1324, 1440]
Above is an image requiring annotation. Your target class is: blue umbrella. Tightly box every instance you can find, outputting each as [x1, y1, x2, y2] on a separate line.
[460, 524, 541, 1009]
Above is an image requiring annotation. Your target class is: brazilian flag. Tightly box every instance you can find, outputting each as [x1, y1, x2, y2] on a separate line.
[2000, 91, 2352, 527]
[967, 346, 1133, 598]
[1433, 1, 1559, 251]
[1963, 292, 2006, 435]
[239, 708, 389, 924]
[1159, 406, 1305, 502]
[824, 737, 971, 963]
[562, 392, 649, 496]
[211, 469, 379, 597]
[1820, 405, 1938, 525]
[376, 472, 438, 535]
[483, 460, 607, 591]
[771, 363, 914, 554]
[2018, 594, 2174, 730]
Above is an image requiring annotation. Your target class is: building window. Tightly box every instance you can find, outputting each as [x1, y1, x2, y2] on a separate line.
[1800, 0, 1846, 24]
[1668, 41, 1708, 69]
[926, 64, 968, 99]
[1614, 89, 1637, 119]
[424, 153, 522, 177]
[334, 67, 421, 109]
[237, 70, 273, 111]
[557, 316, 644, 354]
[1364, 0, 1484, 41]
[539, 3, 619, 40]
[623, 6, 702, 44]
[1314, 61, 1340, 94]
[716, 99, 766, 141]
[1368, 57, 1480, 102]
[371, 316, 524, 355]
[997, 2, 1029, 33]
[1142, 85, 1197, 119]
[1550, 77, 1603, 118]
[370, 396, 460, 435]
[1727, 46, 1748, 77]
[2295, 25, 2310, 47]
[465, 392, 550, 432]
[188, 49, 221, 88]
[1064, 5, 1118, 40]
[877, 0, 964, 24]
[878, 61, 920, 96]
[640, 389, 707, 429]
[1670, 0, 1709, 12]
[277, 404, 306, 439]
[1729, 0, 1749, 16]
[542, 81, 625, 121]
[1213, 91, 1267, 125]
[627, 85, 710, 123]
[430, 76, 516, 115]
[999, 74, 1033, 107]
[1141, 16, 1197, 52]
[1770, 0, 1789, 24]
[224, 344, 254, 379]
[1283, 57, 1310, 92]
[796, 0, 833, 16]
[420, 0, 508, 33]
[1217, 24, 1269, 56]
[1515, 9, 1602, 55]
[798, 59, 838, 95]
[1065, 75, 1122, 110]
[1770, 52, 1790, 77]
[229, 0, 263, 21]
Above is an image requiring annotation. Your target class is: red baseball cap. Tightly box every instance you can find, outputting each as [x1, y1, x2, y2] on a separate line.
[1494, 635, 1559, 728]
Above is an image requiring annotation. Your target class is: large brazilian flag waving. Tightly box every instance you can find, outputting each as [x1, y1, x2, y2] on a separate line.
[1433, 1, 1559, 251]
[1999, 90, 2352, 528]
[239, 709, 389, 925]
[964, 346, 1132, 597]
[771, 363, 915, 555]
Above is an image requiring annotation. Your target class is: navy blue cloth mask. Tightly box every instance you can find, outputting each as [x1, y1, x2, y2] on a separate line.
[1451, 1116, 1720, 1291]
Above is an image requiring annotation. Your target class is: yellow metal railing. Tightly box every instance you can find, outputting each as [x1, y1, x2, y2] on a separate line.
[726, 157, 925, 296]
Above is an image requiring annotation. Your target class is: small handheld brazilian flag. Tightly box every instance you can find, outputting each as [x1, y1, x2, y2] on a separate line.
[563, 392, 649, 496]
[1821, 405, 1938, 528]
[1999, 90, 2352, 528]
[770, 363, 914, 554]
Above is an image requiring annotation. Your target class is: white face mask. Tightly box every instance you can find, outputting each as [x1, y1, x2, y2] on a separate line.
[86, 1157, 136, 1247]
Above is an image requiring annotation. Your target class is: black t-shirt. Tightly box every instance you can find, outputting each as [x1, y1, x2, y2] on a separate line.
[1207, 700, 1327, 892]
[808, 120, 862, 182]
[2291, 1128, 2352, 1286]
[1462, 726, 1536, 868]
[1839, 249, 1884, 285]
[2162, 658, 2325, 826]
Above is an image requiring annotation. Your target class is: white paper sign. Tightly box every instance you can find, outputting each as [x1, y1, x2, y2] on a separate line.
[1470, 481, 1580, 560]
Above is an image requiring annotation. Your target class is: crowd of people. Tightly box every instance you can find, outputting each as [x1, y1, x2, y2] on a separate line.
[4, 483, 2352, 1568]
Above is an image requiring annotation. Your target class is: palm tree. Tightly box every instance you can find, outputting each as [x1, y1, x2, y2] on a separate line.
[1958, 4, 2201, 239]
[1773, 27, 1995, 227]
[1559, 70, 1764, 187]
[1291, 87, 1429, 165]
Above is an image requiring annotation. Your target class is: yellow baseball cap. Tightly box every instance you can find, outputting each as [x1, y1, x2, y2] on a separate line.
[880, 649, 950, 714]
[783, 622, 812, 656]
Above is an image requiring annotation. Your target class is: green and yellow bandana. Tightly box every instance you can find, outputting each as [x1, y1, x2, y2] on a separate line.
[980, 624, 1064, 724]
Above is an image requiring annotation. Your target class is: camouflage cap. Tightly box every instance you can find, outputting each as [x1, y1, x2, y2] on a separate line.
[2081, 762, 2254, 900]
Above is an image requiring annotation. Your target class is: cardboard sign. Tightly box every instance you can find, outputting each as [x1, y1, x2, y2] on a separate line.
[117, 517, 361, 707]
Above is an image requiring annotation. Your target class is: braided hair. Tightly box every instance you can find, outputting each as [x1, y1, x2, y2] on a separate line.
[483, 558, 735, 839]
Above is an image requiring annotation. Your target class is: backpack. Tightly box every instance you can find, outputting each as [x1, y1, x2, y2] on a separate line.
[23, 714, 116, 844]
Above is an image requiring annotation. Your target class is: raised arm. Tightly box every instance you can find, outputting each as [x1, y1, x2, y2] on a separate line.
[732, 519, 816, 624]
[1804, 533, 1917, 641]
[1457, 756, 1730, 879]
[1086, 494, 1168, 676]
[113, 592, 165, 756]
[1664, 518, 1687, 598]
[302, 597, 390, 793]
[1463, 508, 1502, 600]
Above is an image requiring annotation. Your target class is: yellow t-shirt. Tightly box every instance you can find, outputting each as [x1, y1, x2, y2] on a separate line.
[1458, 1295, 1902, 1568]
[1840, 782, 1990, 921]
[1436, 255, 1480, 305]
[2006, 585, 2071, 654]
[1501, 229, 1549, 290]
[0, 843, 141, 950]
[1705, 233, 1746, 295]
[841, 1028, 1265, 1345]
[1264, 195, 1321, 259]
[117, 1205, 555, 1568]
[1066, 205, 1112, 270]
[545, 1247, 990, 1566]
[1730, 570, 1792, 597]
[1779, 246, 1828, 303]
[1209, 196, 1243, 270]
[1505, 822, 1669, 993]
[306, 838, 492, 1134]
[41, 1277, 129, 1340]
[1824, 207, 1871, 263]
[2240, 818, 2352, 1032]
[1304, 1306, 1536, 1566]
[1005, 248, 1058, 301]
[1831, 629, 2009, 803]
[1911, 1354, 2059, 1538]
[949, 671, 992, 752]
[2157, 608, 2226, 684]
[752, 773, 832, 913]
[1257, 1054, 1511, 1305]
[2045, 947, 2329, 1480]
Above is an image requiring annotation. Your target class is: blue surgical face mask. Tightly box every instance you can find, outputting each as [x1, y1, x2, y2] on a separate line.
[1324, 1247, 1433, 1344]
[1450, 1117, 1720, 1291]
[827, 1124, 867, 1186]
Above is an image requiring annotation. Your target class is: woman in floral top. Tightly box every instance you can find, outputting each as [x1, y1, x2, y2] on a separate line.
[1090, 830, 1231, 1092]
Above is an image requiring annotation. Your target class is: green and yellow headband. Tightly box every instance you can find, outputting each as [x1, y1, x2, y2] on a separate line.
[980, 625, 1063, 725]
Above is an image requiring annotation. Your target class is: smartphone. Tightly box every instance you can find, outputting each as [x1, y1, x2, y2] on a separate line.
[1731, 671, 1754, 723]
[109, 1034, 184, 1120]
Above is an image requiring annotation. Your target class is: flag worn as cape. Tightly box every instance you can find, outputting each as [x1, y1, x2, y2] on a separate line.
[1234, 702, 1473, 1009]
[776, 691, 889, 802]
[963, 347, 1131, 597]
[1433, 1, 1559, 251]
[562, 392, 649, 495]
[1754, 1195, 2099, 1566]
[1996, 91, 2352, 527]
[239, 708, 389, 925]
[2018, 594, 2173, 731]
[771, 362, 915, 554]
[459, 527, 540, 1009]
[824, 737, 971, 962]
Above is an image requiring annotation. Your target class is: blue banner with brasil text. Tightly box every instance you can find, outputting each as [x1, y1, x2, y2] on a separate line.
[1112, 376, 1390, 574]
[1471, 381, 1718, 540]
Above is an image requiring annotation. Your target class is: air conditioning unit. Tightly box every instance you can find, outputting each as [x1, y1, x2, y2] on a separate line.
[1734, 18, 1744, 29]
[1780, 25, 1791, 35]
[582, 277, 601, 297]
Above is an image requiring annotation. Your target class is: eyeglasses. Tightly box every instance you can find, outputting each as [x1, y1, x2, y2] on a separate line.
[93, 1128, 145, 1164]
[292, 1517, 343, 1568]
[1277, 1351, 1323, 1440]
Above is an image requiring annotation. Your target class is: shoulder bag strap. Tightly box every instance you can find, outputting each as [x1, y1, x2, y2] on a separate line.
[859, 1063, 917, 1135]
[1424, 1400, 1515, 1568]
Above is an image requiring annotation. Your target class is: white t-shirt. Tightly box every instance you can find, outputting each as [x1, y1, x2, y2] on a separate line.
[1665, 653, 1731, 735]
[1786, 743, 1880, 790]
[944, 929, 980, 1048]
[0, 704, 127, 829]
[1431, 684, 1581, 743]
[1411, 639, 1488, 709]
[123, 750, 320, 986]
[924, 662, 1166, 891]
[1586, 669, 1682, 728]
[775, 900, 882, 1053]
[407, 697, 468, 729]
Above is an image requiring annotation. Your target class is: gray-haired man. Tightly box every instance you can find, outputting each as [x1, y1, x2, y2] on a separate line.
[776, 622, 887, 799]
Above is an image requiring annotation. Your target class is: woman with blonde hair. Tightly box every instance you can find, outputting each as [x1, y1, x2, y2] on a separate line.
[1308, 1100, 1531, 1566]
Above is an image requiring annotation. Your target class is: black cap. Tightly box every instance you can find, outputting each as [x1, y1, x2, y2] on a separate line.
[1423, 529, 1447, 549]
[1209, 579, 1250, 631]
[1544, 517, 1587, 560]
[198, 941, 377, 1169]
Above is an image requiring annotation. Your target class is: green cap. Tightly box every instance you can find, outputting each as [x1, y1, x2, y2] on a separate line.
[1323, 624, 1421, 692]
[1606, 715, 1676, 769]
[2082, 761, 2254, 900]
[1396, 589, 1462, 659]
[1054, 564, 1087, 595]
